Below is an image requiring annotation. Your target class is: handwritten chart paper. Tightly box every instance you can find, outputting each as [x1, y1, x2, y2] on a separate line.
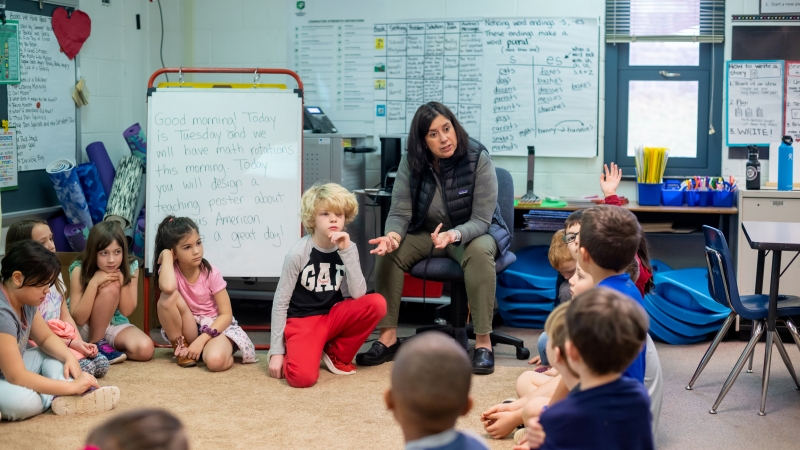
[373, 20, 483, 138]
[726, 61, 784, 146]
[5, 12, 75, 171]
[146, 90, 302, 277]
[480, 18, 599, 157]
[785, 61, 800, 142]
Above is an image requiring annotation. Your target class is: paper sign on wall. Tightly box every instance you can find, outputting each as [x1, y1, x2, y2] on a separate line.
[785, 61, 800, 143]
[5, 11, 76, 171]
[726, 61, 784, 146]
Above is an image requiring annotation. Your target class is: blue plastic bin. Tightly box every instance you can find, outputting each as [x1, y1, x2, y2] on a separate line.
[687, 190, 710, 207]
[644, 293, 724, 337]
[661, 188, 684, 206]
[637, 183, 661, 206]
[711, 190, 735, 207]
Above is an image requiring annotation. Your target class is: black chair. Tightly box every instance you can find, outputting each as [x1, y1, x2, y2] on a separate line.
[412, 167, 530, 360]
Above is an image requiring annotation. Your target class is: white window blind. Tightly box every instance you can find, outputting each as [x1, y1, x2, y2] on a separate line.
[606, 0, 725, 43]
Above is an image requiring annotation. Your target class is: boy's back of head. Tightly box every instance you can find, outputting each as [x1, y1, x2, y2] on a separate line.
[580, 205, 642, 272]
[567, 287, 648, 375]
[390, 332, 472, 431]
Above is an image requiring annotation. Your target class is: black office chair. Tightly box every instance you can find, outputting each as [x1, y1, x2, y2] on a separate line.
[412, 167, 530, 360]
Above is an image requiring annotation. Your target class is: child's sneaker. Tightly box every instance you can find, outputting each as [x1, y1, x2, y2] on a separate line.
[51, 386, 120, 416]
[96, 339, 126, 364]
[92, 354, 110, 378]
[322, 350, 356, 375]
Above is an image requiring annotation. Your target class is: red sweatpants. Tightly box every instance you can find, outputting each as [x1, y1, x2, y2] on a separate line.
[283, 293, 386, 388]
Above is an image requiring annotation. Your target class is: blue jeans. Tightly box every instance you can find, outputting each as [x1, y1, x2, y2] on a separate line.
[537, 332, 550, 366]
[0, 348, 68, 421]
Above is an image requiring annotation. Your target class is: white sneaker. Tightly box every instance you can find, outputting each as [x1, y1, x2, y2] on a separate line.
[51, 386, 120, 416]
[321, 352, 356, 375]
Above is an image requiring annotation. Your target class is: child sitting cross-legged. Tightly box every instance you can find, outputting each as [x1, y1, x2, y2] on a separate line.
[523, 287, 654, 450]
[481, 261, 595, 441]
[6, 220, 109, 378]
[268, 183, 386, 388]
[155, 216, 257, 370]
[386, 331, 489, 450]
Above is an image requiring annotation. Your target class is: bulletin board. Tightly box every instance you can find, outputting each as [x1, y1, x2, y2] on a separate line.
[0, 0, 79, 217]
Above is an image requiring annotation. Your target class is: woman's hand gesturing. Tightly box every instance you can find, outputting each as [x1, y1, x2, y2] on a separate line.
[369, 232, 401, 255]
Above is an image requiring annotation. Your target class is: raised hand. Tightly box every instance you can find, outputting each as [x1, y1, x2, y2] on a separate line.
[600, 162, 622, 197]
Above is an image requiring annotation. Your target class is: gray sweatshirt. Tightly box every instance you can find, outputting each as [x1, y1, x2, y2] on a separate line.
[384, 151, 498, 245]
[269, 235, 366, 355]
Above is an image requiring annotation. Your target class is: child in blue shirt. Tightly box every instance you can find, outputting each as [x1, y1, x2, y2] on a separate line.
[578, 204, 647, 382]
[525, 287, 654, 450]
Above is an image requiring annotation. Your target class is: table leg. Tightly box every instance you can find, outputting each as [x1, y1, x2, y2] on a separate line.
[749, 250, 767, 373]
[759, 251, 782, 416]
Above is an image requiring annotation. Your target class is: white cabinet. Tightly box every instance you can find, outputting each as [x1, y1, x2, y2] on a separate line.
[737, 190, 800, 297]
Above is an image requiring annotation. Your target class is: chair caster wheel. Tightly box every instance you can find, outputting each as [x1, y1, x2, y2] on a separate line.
[685, 386, 693, 390]
[746, 369, 753, 373]
[758, 411, 766, 416]
[709, 409, 717, 414]
[516, 347, 530, 360]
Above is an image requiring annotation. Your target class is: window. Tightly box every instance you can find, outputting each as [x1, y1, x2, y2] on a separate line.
[605, 0, 724, 177]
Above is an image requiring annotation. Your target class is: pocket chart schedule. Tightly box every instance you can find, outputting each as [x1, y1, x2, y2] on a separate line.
[292, 20, 374, 133]
[373, 20, 484, 138]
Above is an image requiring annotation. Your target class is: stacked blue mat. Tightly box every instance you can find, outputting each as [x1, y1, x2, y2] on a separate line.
[496, 246, 557, 328]
[644, 261, 730, 345]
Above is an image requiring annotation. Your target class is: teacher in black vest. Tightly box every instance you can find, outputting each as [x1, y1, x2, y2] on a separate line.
[356, 102, 511, 374]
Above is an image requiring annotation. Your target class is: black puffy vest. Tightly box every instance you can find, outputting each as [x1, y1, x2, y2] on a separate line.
[408, 138, 483, 233]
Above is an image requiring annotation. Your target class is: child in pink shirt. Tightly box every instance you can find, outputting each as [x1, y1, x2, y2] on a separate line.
[155, 216, 256, 370]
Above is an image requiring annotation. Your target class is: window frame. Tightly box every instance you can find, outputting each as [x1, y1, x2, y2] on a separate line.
[604, 43, 723, 177]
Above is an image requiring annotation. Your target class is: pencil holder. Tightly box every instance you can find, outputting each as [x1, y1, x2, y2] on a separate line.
[637, 183, 662, 206]
[711, 190, 735, 207]
[687, 190, 710, 207]
[661, 181, 684, 206]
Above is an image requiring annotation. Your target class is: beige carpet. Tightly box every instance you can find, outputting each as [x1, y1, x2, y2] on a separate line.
[1, 349, 525, 450]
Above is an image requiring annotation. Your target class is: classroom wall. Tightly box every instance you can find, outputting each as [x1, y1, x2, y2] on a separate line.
[722, 0, 780, 182]
[76, 0, 760, 196]
[77, 0, 188, 167]
[166, 0, 611, 198]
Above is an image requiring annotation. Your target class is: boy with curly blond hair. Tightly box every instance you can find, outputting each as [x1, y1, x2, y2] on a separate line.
[268, 183, 386, 388]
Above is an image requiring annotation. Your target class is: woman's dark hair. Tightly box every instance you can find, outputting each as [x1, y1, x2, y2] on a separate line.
[637, 235, 655, 294]
[79, 221, 135, 290]
[153, 216, 212, 286]
[0, 240, 61, 289]
[406, 102, 470, 176]
[85, 408, 188, 450]
[5, 219, 66, 299]
[5, 219, 48, 249]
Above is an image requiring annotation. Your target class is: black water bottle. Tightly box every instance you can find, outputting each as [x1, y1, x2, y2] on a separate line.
[745, 145, 761, 190]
